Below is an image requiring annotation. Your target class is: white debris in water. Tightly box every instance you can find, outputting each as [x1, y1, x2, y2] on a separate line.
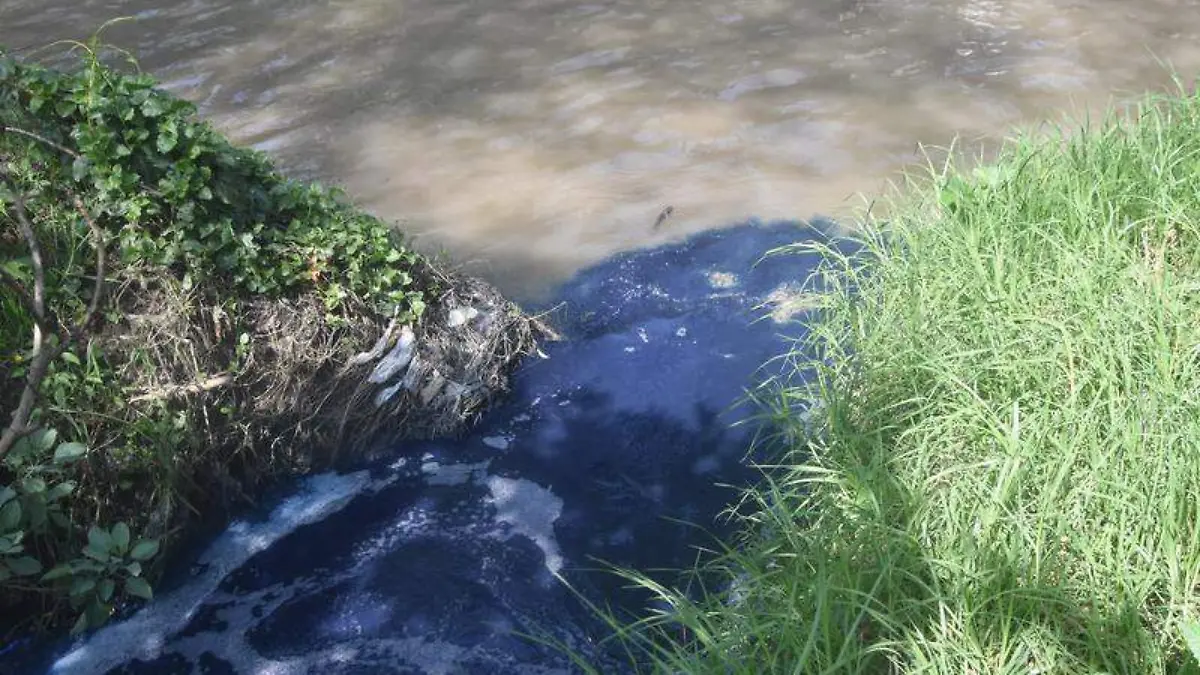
[636, 327, 649, 343]
[367, 325, 416, 384]
[624, 346, 636, 353]
[422, 460, 491, 486]
[675, 326, 687, 338]
[447, 306, 480, 327]
[482, 435, 511, 450]
[485, 476, 564, 575]
[512, 413, 532, 423]
[764, 282, 816, 323]
[706, 271, 739, 289]
[50, 471, 378, 675]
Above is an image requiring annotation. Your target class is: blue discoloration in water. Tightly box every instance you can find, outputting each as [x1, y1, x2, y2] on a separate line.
[5, 219, 838, 675]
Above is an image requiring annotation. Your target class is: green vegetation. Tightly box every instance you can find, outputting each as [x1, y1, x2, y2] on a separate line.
[0, 40, 437, 637]
[589, 85, 1200, 672]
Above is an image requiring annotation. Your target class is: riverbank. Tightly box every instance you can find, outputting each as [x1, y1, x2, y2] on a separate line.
[596, 86, 1200, 671]
[0, 47, 537, 639]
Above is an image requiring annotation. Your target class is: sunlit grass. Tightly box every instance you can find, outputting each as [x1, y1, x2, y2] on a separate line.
[581, 82, 1200, 673]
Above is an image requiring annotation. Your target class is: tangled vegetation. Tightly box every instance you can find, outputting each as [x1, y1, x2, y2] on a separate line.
[0, 41, 534, 640]
[589, 85, 1200, 672]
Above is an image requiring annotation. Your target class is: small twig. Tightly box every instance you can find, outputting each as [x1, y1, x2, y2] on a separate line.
[0, 124, 81, 159]
[129, 373, 234, 404]
[529, 315, 562, 342]
[10, 191, 46, 325]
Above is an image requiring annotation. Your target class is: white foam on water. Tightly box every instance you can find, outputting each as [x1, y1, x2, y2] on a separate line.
[482, 435, 511, 450]
[422, 460, 492, 486]
[485, 476, 564, 575]
[50, 470, 378, 675]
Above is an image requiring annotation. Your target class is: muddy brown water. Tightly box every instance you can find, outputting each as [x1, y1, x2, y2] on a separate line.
[3, 0, 1200, 301]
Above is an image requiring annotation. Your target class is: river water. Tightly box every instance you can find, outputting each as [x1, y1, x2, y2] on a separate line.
[3, 0, 1200, 300]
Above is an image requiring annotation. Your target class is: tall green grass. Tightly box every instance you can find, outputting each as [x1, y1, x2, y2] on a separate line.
[587, 86, 1200, 673]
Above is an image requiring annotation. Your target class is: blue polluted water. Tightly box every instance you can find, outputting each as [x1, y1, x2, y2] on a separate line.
[5, 219, 842, 675]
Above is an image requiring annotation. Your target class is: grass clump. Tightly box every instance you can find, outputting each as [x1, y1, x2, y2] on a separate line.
[1, 37, 535, 639]
[589, 85, 1200, 672]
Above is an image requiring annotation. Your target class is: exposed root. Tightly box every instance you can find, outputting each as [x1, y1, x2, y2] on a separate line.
[85, 262, 539, 535]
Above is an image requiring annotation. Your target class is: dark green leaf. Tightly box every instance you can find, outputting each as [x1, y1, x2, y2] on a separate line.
[6, 555, 42, 576]
[111, 522, 130, 554]
[140, 96, 166, 117]
[41, 563, 74, 582]
[129, 539, 159, 561]
[69, 576, 96, 598]
[54, 442, 87, 463]
[60, 351, 81, 366]
[46, 481, 76, 502]
[125, 576, 153, 601]
[82, 544, 110, 563]
[156, 128, 178, 153]
[86, 600, 112, 627]
[71, 612, 88, 636]
[0, 533, 23, 554]
[125, 561, 142, 577]
[98, 578, 115, 603]
[25, 497, 46, 530]
[0, 486, 15, 507]
[32, 428, 57, 453]
[88, 526, 112, 552]
[21, 477, 46, 494]
[0, 500, 21, 531]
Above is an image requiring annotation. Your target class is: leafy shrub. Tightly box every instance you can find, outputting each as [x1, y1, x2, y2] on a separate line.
[0, 38, 432, 636]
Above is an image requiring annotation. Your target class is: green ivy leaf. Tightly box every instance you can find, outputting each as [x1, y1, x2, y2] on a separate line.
[0, 486, 16, 508]
[156, 127, 178, 153]
[61, 351, 81, 366]
[125, 576, 153, 601]
[140, 96, 166, 117]
[129, 539, 160, 561]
